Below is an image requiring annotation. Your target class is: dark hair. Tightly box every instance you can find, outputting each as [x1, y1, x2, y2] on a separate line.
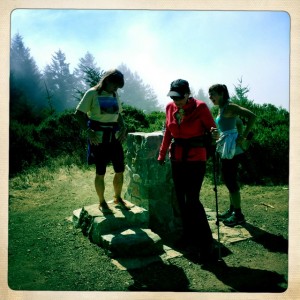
[95, 69, 124, 94]
[209, 84, 230, 104]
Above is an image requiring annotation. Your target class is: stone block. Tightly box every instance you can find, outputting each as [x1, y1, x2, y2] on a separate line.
[72, 208, 82, 228]
[111, 245, 183, 270]
[73, 201, 149, 245]
[125, 132, 182, 237]
[100, 228, 164, 258]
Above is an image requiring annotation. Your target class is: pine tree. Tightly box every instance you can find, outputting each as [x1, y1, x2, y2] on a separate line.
[118, 64, 162, 112]
[196, 88, 212, 108]
[10, 33, 44, 122]
[43, 49, 76, 111]
[73, 52, 104, 101]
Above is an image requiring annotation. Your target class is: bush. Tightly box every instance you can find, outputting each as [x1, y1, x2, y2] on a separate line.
[37, 110, 86, 156]
[9, 96, 289, 185]
[145, 111, 166, 132]
[122, 104, 149, 132]
[9, 111, 87, 176]
[9, 120, 45, 176]
[230, 90, 289, 185]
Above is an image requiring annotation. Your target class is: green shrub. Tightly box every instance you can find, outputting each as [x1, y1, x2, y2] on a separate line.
[145, 111, 166, 132]
[230, 92, 289, 185]
[9, 98, 289, 185]
[122, 104, 149, 132]
[9, 120, 45, 176]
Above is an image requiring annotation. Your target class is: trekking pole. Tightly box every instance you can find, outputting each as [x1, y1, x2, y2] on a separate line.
[212, 149, 222, 262]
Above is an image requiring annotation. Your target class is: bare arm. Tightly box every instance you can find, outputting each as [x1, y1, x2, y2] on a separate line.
[238, 107, 256, 139]
[115, 113, 128, 143]
[236, 117, 244, 136]
[74, 110, 101, 145]
[74, 110, 89, 130]
[230, 104, 256, 139]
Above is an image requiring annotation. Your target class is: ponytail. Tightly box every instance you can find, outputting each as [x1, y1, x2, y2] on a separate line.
[209, 84, 230, 103]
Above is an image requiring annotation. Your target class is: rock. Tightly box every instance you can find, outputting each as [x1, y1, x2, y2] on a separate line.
[100, 228, 164, 257]
[72, 201, 166, 259]
[124, 132, 182, 237]
[73, 202, 149, 243]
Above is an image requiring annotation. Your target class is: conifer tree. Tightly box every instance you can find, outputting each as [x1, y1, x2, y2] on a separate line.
[73, 52, 104, 101]
[43, 49, 76, 111]
[10, 33, 44, 122]
[118, 63, 162, 112]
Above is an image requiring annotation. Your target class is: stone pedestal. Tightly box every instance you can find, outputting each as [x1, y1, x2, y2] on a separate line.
[124, 132, 182, 238]
[73, 201, 164, 258]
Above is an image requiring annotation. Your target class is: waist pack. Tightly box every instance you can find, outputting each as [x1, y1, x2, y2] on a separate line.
[87, 119, 119, 143]
[172, 134, 214, 161]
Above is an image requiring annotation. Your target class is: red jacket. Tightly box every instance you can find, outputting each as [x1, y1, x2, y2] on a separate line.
[158, 97, 216, 162]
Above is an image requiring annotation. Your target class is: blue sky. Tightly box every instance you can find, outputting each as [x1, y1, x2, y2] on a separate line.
[10, 9, 290, 110]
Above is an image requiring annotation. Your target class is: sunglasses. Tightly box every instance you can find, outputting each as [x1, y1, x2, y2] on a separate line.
[170, 96, 185, 101]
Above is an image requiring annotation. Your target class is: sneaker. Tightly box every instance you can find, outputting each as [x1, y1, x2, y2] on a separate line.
[223, 212, 245, 227]
[218, 209, 233, 220]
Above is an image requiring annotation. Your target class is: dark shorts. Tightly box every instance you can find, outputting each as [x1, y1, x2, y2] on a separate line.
[88, 141, 125, 175]
[221, 154, 242, 193]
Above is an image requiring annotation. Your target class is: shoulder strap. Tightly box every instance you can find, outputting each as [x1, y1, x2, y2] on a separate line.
[220, 102, 229, 116]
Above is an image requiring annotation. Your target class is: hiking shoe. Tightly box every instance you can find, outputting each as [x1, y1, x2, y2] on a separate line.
[218, 209, 233, 220]
[223, 212, 245, 227]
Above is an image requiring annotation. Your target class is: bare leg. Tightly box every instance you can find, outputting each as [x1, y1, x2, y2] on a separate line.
[113, 172, 123, 199]
[113, 172, 132, 209]
[95, 174, 106, 206]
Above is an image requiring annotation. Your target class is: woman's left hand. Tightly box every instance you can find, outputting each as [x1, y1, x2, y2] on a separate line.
[210, 127, 219, 140]
[116, 127, 128, 143]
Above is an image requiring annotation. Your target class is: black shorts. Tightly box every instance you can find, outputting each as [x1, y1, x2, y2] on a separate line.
[221, 154, 242, 193]
[88, 141, 125, 175]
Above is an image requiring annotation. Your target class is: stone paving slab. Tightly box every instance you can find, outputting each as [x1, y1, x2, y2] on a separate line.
[72, 200, 149, 242]
[101, 228, 164, 258]
[205, 208, 253, 244]
[111, 245, 183, 270]
[110, 209, 254, 270]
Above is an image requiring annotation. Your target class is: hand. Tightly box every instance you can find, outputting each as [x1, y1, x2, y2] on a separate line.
[210, 127, 219, 140]
[116, 127, 128, 143]
[87, 129, 101, 145]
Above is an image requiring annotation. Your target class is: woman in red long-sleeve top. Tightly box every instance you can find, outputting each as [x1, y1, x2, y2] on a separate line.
[158, 79, 218, 261]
